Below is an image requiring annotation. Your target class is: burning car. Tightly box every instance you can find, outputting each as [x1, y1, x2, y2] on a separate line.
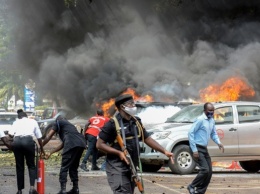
[135, 101, 193, 128]
[140, 101, 260, 174]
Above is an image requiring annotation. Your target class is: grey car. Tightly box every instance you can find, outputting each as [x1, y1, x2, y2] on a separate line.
[140, 101, 260, 174]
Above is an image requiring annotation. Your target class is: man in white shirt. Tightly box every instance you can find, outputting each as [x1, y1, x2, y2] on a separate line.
[0, 129, 12, 150]
[9, 109, 45, 194]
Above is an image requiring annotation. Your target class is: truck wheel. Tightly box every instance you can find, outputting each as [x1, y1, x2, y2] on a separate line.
[239, 161, 260, 172]
[141, 163, 163, 172]
[168, 145, 196, 175]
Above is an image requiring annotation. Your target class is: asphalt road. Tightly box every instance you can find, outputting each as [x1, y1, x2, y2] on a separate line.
[1, 166, 260, 194]
[1, 140, 260, 194]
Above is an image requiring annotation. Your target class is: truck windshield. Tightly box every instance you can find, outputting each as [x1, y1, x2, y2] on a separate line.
[166, 105, 203, 123]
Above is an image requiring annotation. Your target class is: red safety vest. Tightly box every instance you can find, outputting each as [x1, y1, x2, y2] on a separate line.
[86, 116, 109, 137]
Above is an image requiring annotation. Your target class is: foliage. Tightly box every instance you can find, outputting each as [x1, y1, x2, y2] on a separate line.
[64, 0, 77, 7]
[0, 0, 11, 61]
[35, 105, 49, 111]
[0, 1, 23, 108]
[0, 151, 62, 167]
[0, 70, 25, 109]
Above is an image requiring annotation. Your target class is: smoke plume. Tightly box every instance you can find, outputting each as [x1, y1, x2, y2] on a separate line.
[5, 0, 260, 113]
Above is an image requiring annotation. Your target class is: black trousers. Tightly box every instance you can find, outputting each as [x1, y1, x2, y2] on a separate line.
[191, 145, 212, 194]
[107, 171, 135, 194]
[13, 136, 36, 190]
[60, 147, 84, 184]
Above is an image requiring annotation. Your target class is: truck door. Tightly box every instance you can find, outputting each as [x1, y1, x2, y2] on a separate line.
[208, 106, 239, 155]
[236, 105, 260, 155]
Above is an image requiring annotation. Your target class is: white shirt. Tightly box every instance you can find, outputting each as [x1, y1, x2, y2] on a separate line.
[0, 130, 5, 138]
[9, 117, 42, 139]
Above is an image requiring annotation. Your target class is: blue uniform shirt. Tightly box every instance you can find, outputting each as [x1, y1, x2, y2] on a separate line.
[188, 113, 221, 153]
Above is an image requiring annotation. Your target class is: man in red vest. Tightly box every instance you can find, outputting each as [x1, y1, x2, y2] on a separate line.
[80, 109, 109, 171]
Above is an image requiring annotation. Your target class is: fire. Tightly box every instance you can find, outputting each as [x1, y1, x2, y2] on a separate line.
[99, 88, 154, 117]
[122, 88, 154, 102]
[200, 76, 255, 102]
[100, 98, 115, 117]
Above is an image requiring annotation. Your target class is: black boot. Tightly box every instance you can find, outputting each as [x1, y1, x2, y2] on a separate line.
[29, 188, 38, 194]
[57, 182, 66, 194]
[67, 181, 79, 194]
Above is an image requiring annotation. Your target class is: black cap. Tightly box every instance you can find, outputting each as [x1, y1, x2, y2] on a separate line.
[17, 109, 24, 114]
[115, 94, 133, 107]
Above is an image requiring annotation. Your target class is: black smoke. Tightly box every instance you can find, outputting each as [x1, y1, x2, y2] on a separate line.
[6, 0, 260, 113]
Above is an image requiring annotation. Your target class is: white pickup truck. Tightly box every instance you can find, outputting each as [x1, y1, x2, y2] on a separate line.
[140, 101, 260, 174]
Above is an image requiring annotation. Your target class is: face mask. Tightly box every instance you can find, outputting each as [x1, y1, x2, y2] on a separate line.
[206, 111, 214, 119]
[123, 106, 137, 116]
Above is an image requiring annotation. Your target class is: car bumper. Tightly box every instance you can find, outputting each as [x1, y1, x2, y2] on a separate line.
[140, 139, 170, 161]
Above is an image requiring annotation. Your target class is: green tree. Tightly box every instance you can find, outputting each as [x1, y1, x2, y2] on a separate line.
[0, 0, 11, 61]
[0, 71, 25, 109]
[0, 0, 26, 109]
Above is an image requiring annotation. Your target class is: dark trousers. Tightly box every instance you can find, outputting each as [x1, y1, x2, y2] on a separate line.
[60, 147, 84, 184]
[107, 172, 135, 194]
[82, 134, 98, 167]
[13, 136, 36, 190]
[191, 145, 212, 194]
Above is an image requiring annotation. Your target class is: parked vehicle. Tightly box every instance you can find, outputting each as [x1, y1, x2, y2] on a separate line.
[0, 112, 17, 147]
[37, 109, 77, 138]
[69, 115, 88, 134]
[24, 111, 41, 121]
[41, 107, 67, 120]
[0, 108, 6, 112]
[140, 101, 260, 174]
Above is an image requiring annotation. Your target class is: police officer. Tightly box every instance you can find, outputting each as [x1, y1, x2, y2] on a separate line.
[188, 102, 224, 194]
[96, 94, 173, 194]
[9, 109, 45, 194]
[80, 109, 109, 171]
[42, 115, 86, 194]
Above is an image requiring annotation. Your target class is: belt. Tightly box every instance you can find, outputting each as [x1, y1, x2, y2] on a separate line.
[15, 135, 32, 139]
[196, 144, 207, 149]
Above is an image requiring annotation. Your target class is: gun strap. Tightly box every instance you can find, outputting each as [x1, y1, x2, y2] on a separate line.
[131, 116, 145, 150]
[119, 119, 127, 146]
[112, 116, 144, 144]
[112, 116, 121, 138]
[133, 125, 144, 192]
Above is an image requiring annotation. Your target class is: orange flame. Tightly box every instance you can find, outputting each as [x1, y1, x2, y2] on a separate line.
[122, 88, 154, 102]
[99, 88, 154, 117]
[200, 76, 255, 102]
[100, 98, 115, 117]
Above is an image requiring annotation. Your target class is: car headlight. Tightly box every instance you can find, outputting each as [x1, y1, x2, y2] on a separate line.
[151, 131, 171, 140]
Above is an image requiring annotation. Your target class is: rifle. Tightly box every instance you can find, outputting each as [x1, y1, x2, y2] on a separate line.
[116, 134, 144, 193]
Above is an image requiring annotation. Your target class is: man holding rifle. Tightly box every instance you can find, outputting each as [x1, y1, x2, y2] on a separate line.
[97, 94, 173, 194]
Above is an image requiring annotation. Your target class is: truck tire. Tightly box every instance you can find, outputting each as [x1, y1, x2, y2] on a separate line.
[168, 145, 196, 175]
[239, 161, 260, 172]
[141, 163, 163, 172]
